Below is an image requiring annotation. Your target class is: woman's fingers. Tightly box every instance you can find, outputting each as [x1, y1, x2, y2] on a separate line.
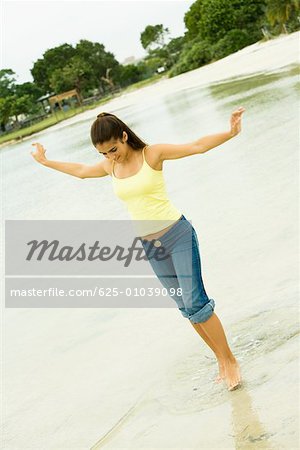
[30, 142, 47, 163]
[230, 107, 245, 136]
[232, 107, 245, 116]
[31, 142, 46, 153]
[231, 108, 245, 126]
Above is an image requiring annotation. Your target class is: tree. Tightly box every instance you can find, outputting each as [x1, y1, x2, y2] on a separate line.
[212, 29, 258, 60]
[117, 64, 143, 87]
[265, 0, 300, 33]
[50, 57, 93, 94]
[164, 36, 186, 67]
[140, 24, 170, 51]
[75, 39, 119, 90]
[0, 69, 16, 97]
[0, 97, 12, 131]
[184, 0, 204, 39]
[0, 94, 34, 130]
[166, 36, 186, 55]
[184, 0, 266, 43]
[31, 40, 120, 95]
[10, 95, 33, 125]
[31, 44, 76, 92]
[15, 82, 43, 101]
[0, 71, 41, 130]
[169, 39, 212, 77]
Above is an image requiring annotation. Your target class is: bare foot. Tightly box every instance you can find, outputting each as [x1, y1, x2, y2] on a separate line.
[224, 357, 242, 391]
[215, 359, 226, 384]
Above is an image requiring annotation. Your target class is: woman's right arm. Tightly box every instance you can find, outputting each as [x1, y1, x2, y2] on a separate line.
[30, 142, 110, 179]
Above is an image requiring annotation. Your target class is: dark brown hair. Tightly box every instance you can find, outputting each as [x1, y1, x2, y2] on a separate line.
[90, 112, 147, 150]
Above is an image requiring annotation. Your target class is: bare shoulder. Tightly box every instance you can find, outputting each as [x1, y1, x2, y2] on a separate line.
[80, 158, 112, 178]
[104, 158, 114, 176]
[145, 144, 164, 170]
[96, 158, 114, 176]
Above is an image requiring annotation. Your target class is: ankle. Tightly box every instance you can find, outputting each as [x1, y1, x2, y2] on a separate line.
[226, 355, 237, 364]
[219, 354, 237, 364]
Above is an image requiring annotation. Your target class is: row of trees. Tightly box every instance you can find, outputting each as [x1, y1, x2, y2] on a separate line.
[1, 0, 299, 132]
[140, 0, 300, 77]
[0, 69, 44, 131]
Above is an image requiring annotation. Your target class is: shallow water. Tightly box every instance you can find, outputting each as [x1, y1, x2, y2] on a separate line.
[2, 62, 299, 449]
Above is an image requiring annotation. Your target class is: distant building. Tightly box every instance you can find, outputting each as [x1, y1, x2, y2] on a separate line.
[121, 55, 144, 66]
[36, 92, 55, 113]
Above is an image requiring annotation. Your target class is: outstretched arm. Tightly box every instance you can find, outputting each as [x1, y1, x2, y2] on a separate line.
[151, 107, 246, 161]
[30, 143, 109, 178]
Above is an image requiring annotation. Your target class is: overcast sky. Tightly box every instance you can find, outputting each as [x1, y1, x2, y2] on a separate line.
[2, 0, 194, 83]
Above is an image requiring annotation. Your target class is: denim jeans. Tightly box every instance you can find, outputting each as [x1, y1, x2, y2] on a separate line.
[140, 215, 215, 323]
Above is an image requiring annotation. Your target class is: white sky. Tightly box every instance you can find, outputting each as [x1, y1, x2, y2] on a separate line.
[2, 0, 194, 83]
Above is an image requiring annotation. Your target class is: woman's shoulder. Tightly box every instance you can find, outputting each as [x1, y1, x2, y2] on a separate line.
[104, 159, 114, 176]
[145, 144, 163, 171]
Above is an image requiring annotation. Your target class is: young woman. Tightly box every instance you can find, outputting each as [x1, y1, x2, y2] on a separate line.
[31, 107, 245, 391]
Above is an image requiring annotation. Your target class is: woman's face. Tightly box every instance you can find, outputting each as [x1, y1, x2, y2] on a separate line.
[96, 132, 128, 162]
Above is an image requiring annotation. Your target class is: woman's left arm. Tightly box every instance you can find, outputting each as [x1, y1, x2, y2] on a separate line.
[153, 107, 245, 161]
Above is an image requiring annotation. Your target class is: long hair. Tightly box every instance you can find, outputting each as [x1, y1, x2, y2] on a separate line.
[90, 112, 147, 150]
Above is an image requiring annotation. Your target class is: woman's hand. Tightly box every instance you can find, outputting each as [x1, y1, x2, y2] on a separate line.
[230, 107, 246, 137]
[30, 142, 48, 164]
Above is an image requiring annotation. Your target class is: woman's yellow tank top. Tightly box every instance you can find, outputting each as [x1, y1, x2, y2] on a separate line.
[111, 146, 182, 236]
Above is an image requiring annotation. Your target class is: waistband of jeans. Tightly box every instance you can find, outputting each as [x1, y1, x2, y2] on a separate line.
[139, 214, 192, 244]
[151, 214, 192, 244]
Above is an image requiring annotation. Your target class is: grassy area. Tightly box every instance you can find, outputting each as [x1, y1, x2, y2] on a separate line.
[0, 74, 166, 147]
[0, 95, 114, 146]
[121, 73, 166, 93]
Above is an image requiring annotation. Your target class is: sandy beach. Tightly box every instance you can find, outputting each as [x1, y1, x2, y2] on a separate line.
[2, 31, 300, 449]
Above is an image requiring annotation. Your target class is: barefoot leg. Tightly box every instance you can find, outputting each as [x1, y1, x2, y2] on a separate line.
[191, 313, 241, 390]
[190, 320, 225, 383]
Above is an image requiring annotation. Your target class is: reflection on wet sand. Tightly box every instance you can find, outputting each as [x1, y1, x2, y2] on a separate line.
[229, 387, 274, 449]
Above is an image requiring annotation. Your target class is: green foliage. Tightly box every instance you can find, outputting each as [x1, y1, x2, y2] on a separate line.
[265, 0, 300, 33]
[0, 73, 42, 128]
[142, 57, 165, 73]
[184, 0, 266, 43]
[211, 29, 260, 60]
[184, 0, 204, 39]
[169, 39, 212, 77]
[140, 24, 170, 50]
[164, 36, 186, 67]
[75, 40, 119, 88]
[116, 59, 161, 88]
[172, 0, 269, 77]
[0, 69, 16, 97]
[15, 82, 43, 101]
[166, 36, 186, 55]
[49, 57, 93, 94]
[143, 36, 186, 71]
[31, 44, 76, 92]
[0, 94, 37, 129]
[0, 97, 12, 127]
[116, 64, 144, 87]
[10, 95, 33, 119]
[31, 40, 119, 94]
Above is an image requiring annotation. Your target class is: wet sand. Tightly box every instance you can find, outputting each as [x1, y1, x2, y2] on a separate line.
[90, 308, 298, 449]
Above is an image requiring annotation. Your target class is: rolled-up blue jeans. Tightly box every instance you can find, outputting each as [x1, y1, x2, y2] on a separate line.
[140, 215, 215, 323]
